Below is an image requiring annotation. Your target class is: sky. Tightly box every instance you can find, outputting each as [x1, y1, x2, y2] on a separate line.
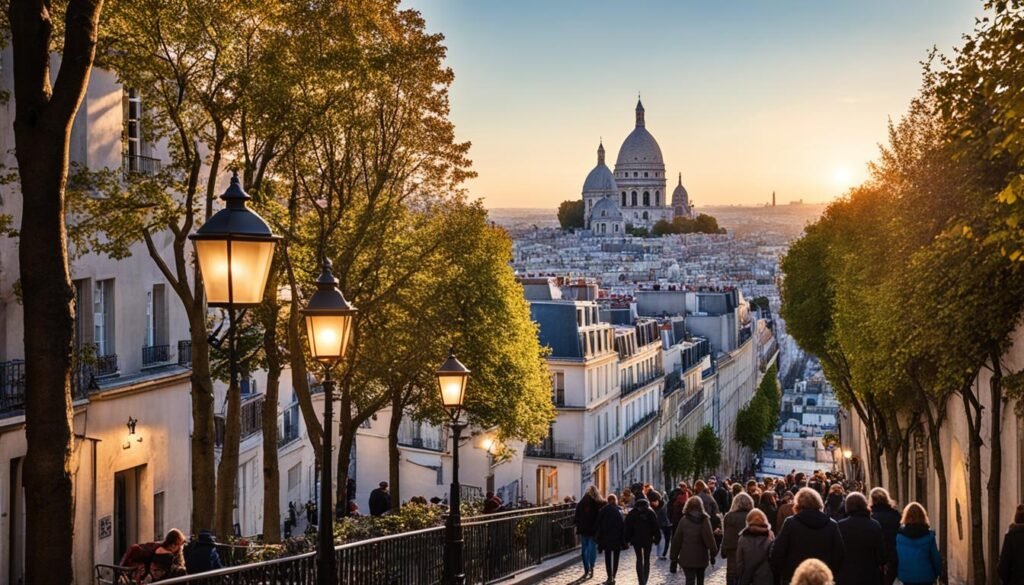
[402, 1, 982, 209]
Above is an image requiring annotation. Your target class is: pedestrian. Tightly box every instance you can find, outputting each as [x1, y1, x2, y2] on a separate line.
[768, 487, 845, 584]
[650, 490, 673, 559]
[714, 479, 732, 515]
[305, 499, 317, 525]
[121, 528, 187, 582]
[184, 529, 223, 575]
[722, 493, 755, 585]
[791, 558, 834, 585]
[670, 482, 690, 529]
[825, 483, 847, 520]
[756, 490, 778, 532]
[695, 480, 723, 534]
[596, 493, 626, 584]
[368, 481, 391, 516]
[896, 502, 941, 585]
[735, 508, 774, 585]
[869, 487, 901, 585]
[575, 485, 605, 579]
[483, 491, 502, 514]
[621, 487, 635, 509]
[624, 496, 661, 585]
[835, 492, 886, 585]
[776, 491, 795, 531]
[998, 504, 1024, 585]
[669, 495, 719, 585]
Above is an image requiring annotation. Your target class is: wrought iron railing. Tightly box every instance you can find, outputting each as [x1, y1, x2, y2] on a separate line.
[215, 395, 264, 447]
[0, 359, 26, 414]
[621, 369, 664, 398]
[94, 353, 119, 377]
[399, 436, 445, 452]
[679, 388, 704, 422]
[624, 410, 659, 438]
[138, 505, 578, 585]
[123, 153, 162, 176]
[142, 344, 170, 366]
[525, 440, 582, 461]
[178, 340, 193, 366]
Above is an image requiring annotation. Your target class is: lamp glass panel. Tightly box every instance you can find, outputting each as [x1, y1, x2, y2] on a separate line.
[305, 314, 352, 361]
[228, 240, 276, 304]
[438, 374, 466, 408]
[194, 240, 230, 304]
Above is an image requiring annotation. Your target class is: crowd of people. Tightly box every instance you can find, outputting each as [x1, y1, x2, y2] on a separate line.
[572, 471, 1024, 585]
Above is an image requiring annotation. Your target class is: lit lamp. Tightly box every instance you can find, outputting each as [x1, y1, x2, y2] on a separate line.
[302, 259, 356, 585]
[843, 449, 853, 460]
[437, 350, 470, 585]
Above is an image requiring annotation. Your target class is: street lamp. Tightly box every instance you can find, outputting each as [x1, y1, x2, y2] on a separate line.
[303, 259, 356, 585]
[437, 349, 470, 585]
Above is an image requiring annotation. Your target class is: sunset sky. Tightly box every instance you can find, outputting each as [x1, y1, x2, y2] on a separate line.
[405, 0, 981, 208]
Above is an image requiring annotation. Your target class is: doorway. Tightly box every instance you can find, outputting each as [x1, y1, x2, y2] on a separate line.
[536, 466, 558, 505]
[594, 461, 608, 497]
[8, 458, 25, 585]
[114, 466, 142, 563]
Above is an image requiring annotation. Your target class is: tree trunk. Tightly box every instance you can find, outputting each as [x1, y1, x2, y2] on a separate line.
[899, 420, 913, 506]
[388, 389, 403, 509]
[189, 323, 218, 532]
[962, 388, 986, 585]
[284, 250, 323, 465]
[260, 286, 283, 543]
[881, 411, 901, 501]
[922, 399, 949, 585]
[215, 312, 243, 539]
[987, 353, 1003, 585]
[9, 1, 103, 582]
[336, 426, 356, 521]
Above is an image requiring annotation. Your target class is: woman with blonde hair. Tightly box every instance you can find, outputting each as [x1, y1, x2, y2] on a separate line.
[791, 558, 834, 585]
[722, 493, 755, 585]
[896, 502, 940, 585]
[735, 508, 774, 585]
[574, 485, 606, 579]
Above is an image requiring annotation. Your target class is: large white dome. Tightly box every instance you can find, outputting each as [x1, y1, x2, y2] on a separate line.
[583, 142, 618, 192]
[615, 100, 664, 167]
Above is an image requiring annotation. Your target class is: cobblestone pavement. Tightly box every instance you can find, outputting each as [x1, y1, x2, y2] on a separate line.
[539, 548, 727, 584]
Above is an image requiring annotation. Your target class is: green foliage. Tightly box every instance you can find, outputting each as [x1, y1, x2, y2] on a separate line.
[751, 296, 771, 314]
[648, 214, 724, 236]
[734, 363, 780, 452]
[557, 200, 585, 230]
[627, 226, 649, 237]
[693, 424, 722, 479]
[662, 433, 694, 483]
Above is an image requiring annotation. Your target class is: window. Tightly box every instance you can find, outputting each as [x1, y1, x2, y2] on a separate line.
[125, 89, 142, 163]
[621, 192, 627, 206]
[288, 463, 301, 491]
[631, 192, 637, 206]
[94, 279, 115, 356]
[553, 372, 565, 406]
[153, 492, 165, 541]
[73, 279, 91, 349]
[145, 290, 154, 347]
[655, 191, 660, 206]
[614, 224, 619, 233]
[633, 172, 638, 177]
[643, 192, 650, 206]
[643, 211, 649, 220]
[644, 172, 649, 178]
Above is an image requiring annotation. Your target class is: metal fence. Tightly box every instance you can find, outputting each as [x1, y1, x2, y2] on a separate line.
[109, 505, 578, 585]
[142, 344, 171, 366]
[178, 340, 193, 366]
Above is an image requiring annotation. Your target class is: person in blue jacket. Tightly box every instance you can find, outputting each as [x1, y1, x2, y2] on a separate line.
[895, 502, 941, 585]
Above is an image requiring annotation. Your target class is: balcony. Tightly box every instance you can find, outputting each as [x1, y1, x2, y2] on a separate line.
[122, 153, 162, 176]
[525, 440, 582, 461]
[679, 388, 704, 422]
[624, 410, 659, 438]
[93, 354, 119, 378]
[278, 404, 301, 448]
[0, 360, 26, 415]
[141, 344, 170, 367]
[177, 340, 192, 367]
[621, 369, 664, 398]
[664, 370, 683, 396]
[399, 436, 445, 452]
[215, 394, 264, 447]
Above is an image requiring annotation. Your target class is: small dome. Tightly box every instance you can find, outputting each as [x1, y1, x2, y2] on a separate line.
[591, 196, 623, 220]
[672, 173, 689, 205]
[583, 142, 617, 193]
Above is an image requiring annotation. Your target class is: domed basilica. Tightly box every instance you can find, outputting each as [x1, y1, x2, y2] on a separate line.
[583, 99, 692, 235]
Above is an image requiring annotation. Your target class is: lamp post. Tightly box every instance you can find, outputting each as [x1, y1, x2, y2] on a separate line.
[302, 259, 356, 585]
[437, 350, 470, 585]
[189, 171, 278, 527]
[842, 449, 853, 478]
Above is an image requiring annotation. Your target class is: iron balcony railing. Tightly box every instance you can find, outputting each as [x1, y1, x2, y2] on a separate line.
[399, 436, 445, 452]
[215, 394, 264, 447]
[178, 340, 192, 366]
[620, 369, 664, 398]
[664, 369, 683, 396]
[624, 410, 659, 439]
[94, 353, 119, 378]
[278, 403, 300, 448]
[0, 359, 26, 415]
[126, 505, 578, 585]
[525, 440, 582, 461]
[142, 344, 171, 366]
[123, 153, 162, 176]
[679, 388, 705, 422]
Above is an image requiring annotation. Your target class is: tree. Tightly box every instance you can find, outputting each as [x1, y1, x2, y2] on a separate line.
[693, 213, 723, 234]
[651, 219, 674, 236]
[662, 433, 693, 486]
[8, 0, 104, 582]
[693, 424, 722, 480]
[735, 363, 780, 453]
[557, 199, 584, 230]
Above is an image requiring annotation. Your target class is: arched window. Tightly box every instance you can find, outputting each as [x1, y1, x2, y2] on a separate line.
[644, 172, 649, 178]
[633, 172, 638, 178]
[631, 191, 637, 206]
[655, 191, 660, 206]
[621, 192, 627, 206]
[643, 191, 650, 206]
[601, 210, 607, 218]
[614, 224, 619, 233]
[642, 211, 649, 220]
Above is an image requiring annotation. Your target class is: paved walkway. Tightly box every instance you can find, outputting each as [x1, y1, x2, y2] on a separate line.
[540, 548, 727, 584]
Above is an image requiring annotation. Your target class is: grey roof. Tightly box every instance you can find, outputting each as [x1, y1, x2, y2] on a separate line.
[583, 163, 617, 193]
[591, 196, 623, 221]
[615, 125, 664, 167]
[529, 302, 584, 359]
[672, 173, 689, 206]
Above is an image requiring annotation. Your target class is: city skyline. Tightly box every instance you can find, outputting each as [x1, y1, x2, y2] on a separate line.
[407, 0, 981, 208]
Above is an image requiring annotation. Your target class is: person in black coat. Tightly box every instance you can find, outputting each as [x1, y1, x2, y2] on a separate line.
[596, 494, 626, 582]
[624, 498, 661, 585]
[998, 504, 1024, 585]
[870, 487, 901, 585]
[835, 492, 886, 585]
[368, 482, 391, 516]
[575, 486, 605, 579]
[184, 530, 222, 575]
[769, 487, 845, 584]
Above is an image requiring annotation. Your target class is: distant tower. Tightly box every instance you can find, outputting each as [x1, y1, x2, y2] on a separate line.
[772, 191, 776, 207]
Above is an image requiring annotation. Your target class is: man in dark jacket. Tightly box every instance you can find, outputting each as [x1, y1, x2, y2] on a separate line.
[184, 530, 223, 574]
[624, 499, 661, 585]
[869, 487, 901, 585]
[368, 481, 391, 516]
[835, 492, 885, 585]
[998, 504, 1024, 585]
[769, 487, 846, 584]
[712, 478, 732, 517]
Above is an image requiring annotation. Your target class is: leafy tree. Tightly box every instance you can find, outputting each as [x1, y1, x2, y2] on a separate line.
[7, 0, 104, 580]
[651, 219, 674, 236]
[693, 424, 722, 480]
[693, 213, 724, 234]
[662, 433, 694, 485]
[557, 200, 584, 230]
[735, 363, 780, 453]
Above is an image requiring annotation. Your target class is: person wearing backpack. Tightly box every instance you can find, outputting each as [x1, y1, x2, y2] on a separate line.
[184, 529, 223, 574]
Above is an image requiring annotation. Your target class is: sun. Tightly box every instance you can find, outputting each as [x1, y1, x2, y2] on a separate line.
[832, 166, 855, 190]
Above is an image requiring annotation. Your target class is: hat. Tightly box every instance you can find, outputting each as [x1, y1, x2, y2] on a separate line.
[379, 481, 389, 488]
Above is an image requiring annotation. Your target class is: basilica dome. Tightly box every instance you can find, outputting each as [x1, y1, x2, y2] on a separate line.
[591, 195, 623, 221]
[615, 100, 664, 167]
[583, 142, 617, 192]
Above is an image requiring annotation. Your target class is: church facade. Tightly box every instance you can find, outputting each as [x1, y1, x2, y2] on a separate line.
[582, 100, 692, 234]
